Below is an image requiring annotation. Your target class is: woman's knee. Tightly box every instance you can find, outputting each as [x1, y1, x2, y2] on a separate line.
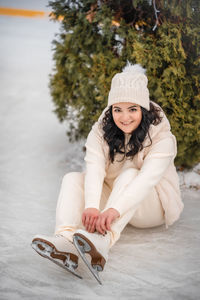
[114, 168, 139, 185]
[129, 193, 165, 229]
[62, 172, 84, 185]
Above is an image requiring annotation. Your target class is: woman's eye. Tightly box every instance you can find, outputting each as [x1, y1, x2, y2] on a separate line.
[114, 109, 121, 112]
[130, 108, 137, 112]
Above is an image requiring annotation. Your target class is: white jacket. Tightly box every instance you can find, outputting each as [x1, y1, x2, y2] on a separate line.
[84, 104, 184, 227]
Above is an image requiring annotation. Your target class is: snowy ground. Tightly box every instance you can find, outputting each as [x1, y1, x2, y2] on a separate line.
[0, 8, 200, 300]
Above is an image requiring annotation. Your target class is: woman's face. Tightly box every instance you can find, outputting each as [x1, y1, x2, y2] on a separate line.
[112, 102, 142, 134]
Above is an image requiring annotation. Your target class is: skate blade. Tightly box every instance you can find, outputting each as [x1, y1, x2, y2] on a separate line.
[73, 235, 102, 285]
[31, 239, 82, 279]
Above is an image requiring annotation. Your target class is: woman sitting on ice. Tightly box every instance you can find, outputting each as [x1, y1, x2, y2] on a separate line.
[31, 63, 184, 284]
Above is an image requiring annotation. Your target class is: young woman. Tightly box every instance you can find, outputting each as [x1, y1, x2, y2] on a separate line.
[31, 63, 184, 284]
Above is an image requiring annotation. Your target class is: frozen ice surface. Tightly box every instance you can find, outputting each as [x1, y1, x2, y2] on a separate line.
[0, 12, 200, 300]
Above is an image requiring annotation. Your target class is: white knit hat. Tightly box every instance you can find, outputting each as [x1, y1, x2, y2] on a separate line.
[107, 62, 150, 110]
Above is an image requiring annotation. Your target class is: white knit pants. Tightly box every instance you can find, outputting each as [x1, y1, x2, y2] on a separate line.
[55, 170, 165, 247]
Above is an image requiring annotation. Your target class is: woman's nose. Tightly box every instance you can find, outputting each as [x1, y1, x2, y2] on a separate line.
[121, 112, 130, 121]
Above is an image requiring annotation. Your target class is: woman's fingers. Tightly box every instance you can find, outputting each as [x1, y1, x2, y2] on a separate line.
[88, 217, 97, 233]
[87, 216, 95, 232]
[83, 208, 119, 234]
[95, 217, 101, 234]
[105, 216, 113, 231]
[100, 216, 107, 232]
[105, 208, 120, 231]
[82, 208, 100, 230]
[95, 217, 102, 234]
[85, 215, 90, 230]
[86, 216, 94, 231]
[96, 215, 107, 235]
[92, 217, 98, 232]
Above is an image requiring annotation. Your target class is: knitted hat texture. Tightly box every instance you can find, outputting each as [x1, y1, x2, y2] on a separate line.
[107, 62, 150, 110]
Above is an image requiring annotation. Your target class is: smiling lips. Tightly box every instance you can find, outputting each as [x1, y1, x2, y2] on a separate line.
[121, 122, 133, 126]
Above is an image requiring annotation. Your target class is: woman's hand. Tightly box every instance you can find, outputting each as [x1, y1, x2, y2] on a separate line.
[82, 208, 100, 233]
[95, 208, 120, 235]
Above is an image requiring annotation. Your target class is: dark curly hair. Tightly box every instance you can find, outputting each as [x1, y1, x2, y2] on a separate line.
[102, 102, 162, 163]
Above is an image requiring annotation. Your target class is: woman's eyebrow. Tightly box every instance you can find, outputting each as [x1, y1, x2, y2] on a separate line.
[128, 105, 138, 109]
[113, 106, 121, 109]
[113, 105, 138, 109]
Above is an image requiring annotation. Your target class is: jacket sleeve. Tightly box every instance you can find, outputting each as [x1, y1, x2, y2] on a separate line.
[105, 136, 176, 216]
[84, 122, 106, 209]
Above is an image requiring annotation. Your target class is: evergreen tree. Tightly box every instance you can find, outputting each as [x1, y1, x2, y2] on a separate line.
[48, 0, 200, 168]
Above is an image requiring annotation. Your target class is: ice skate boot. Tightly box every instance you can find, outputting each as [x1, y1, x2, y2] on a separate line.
[31, 234, 82, 279]
[73, 229, 111, 285]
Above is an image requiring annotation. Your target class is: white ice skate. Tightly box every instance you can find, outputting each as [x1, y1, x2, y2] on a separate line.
[73, 229, 111, 285]
[31, 234, 82, 279]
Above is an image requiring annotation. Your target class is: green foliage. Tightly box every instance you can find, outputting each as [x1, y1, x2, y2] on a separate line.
[48, 0, 200, 168]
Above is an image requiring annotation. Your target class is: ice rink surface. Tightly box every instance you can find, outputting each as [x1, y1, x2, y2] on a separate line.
[0, 7, 200, 300]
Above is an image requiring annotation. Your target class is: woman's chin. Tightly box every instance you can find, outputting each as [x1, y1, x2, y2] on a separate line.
[122, 130, 132, 134]
[120, 126, 134, 134]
